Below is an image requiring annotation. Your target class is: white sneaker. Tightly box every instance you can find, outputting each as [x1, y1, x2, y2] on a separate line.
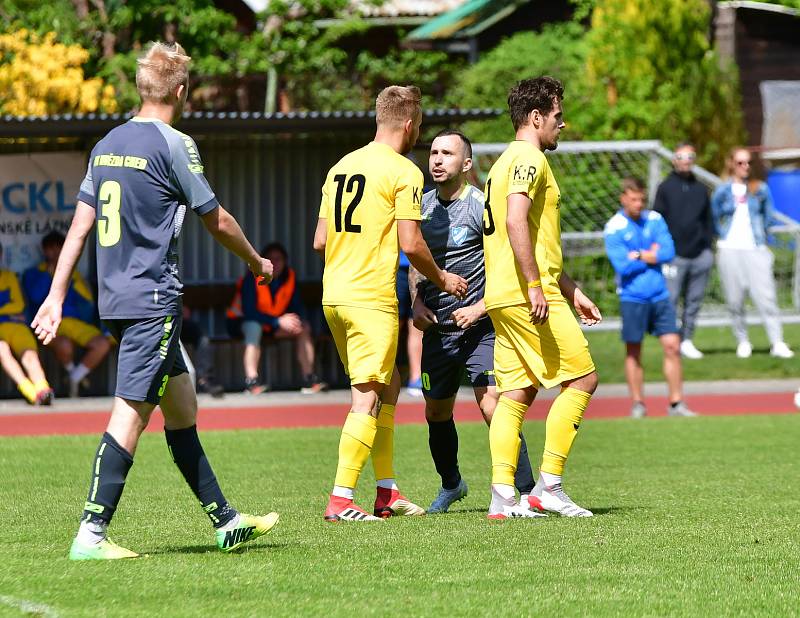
[487, 486, 546, 520]
[528, 481, 593, 517]
[630, 401, 647, 419]
[680, 339, 704, 359]
[667, 401, 698, 417]
[736, 341, 752, 358]
[770, 342, 794, 359]
[793, 389, 800, 410]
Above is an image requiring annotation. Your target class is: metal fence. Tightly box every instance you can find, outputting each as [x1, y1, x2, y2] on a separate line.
[472, 140, 800, 326]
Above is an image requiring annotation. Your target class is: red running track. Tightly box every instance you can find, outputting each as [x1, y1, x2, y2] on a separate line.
[0, 392, 796, 437]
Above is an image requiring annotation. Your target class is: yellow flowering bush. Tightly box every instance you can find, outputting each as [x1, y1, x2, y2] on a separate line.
[0, 30, 117, 116]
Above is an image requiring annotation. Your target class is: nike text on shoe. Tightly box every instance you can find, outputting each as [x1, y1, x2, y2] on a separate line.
[69, 537, 139, 561]
[374, 487, 425, 518]
[528, 481, 593, 517]
[428, 479, 468, 514]
[216, 512, 279, 552]
[325, 495, 382, 522]
[487, 486, 546, 520]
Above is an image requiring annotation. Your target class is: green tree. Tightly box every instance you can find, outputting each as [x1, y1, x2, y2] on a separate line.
[1, 0, 268, 111]
[585, 0, 744, 167]
[260, 0, 462, 112]
[446, 22, 590, 142]
[450, 0, 744, 169]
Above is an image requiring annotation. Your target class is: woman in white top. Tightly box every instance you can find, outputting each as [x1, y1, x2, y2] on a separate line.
[711, 147, 793, 359]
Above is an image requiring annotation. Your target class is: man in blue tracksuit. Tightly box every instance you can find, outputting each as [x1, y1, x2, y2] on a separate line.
[604, 177, 696, 419]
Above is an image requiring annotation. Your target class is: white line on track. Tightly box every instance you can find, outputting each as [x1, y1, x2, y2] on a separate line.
[0, 595, 60, 617]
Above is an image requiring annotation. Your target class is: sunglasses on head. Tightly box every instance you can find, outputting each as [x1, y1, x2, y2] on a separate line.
[674, 152, 696, 161]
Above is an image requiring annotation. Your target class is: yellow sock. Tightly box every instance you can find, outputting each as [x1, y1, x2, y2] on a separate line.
[334, 412, 378, 489]
[541, 388, 592, 475]
[18, 379, 37, 404]
[489, 396, 528, 486]
[33, 379, 50, 392]
[371, 403, 395, 482]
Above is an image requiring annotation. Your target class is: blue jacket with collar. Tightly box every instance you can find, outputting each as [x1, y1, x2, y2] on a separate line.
[604, 209, 675, 304]
[711, 180, 775, 246]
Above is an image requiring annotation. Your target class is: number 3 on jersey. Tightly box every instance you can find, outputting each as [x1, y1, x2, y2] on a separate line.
[332, 174, 365, 233]
[483, 178, 496, 235]
[98, 180, 122, 247]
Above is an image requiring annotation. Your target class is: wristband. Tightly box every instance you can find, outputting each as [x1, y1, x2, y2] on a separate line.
[527, 279, 542, 289]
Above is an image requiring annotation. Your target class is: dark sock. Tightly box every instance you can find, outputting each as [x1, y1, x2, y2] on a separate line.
[514, 433, 536, 494]
[427, 417, 461, 490]
[82, 432, 133, 525]
[165, 425, 236, 528]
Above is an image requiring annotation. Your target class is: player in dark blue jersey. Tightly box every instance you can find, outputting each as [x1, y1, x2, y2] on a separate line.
[410, 130, 537, 514]
[32, 42, 279, 560]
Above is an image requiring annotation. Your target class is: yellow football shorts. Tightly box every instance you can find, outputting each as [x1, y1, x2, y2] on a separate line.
[0, 322, 38, 356]
[323, 305, 398, 386]
[489, 297, 595, 392]
[58, 317, 102, 347]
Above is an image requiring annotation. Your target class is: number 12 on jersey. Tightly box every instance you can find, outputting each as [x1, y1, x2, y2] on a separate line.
[332, 174, 365, 233]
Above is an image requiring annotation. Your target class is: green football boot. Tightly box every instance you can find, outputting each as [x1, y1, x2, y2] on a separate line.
[69, 537, 140, 561]
[215, 512, 279, 553]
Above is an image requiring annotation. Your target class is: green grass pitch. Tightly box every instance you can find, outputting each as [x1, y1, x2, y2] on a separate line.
[1, 414, 799, 616]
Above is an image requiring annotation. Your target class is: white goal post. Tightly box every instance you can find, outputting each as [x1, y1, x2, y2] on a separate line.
[470, 140, 800, 328]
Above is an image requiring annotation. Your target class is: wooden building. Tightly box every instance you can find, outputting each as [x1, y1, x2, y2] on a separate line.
[715, 1, 800, 149]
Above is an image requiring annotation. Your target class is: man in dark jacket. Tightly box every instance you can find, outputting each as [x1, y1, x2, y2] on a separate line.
[653, 143, 714, 360]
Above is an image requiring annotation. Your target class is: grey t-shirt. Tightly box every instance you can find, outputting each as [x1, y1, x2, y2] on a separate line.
[418, 185, 489, 335]
[78, 118, 219, 319]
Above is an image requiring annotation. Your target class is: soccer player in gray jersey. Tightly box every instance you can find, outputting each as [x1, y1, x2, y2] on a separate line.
[410, 129, 535, 513]
[32, 42, 279, 560]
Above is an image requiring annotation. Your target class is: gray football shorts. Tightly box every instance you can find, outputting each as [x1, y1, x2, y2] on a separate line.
[420, 317, 496, 400]
[104, 313, 188, 405]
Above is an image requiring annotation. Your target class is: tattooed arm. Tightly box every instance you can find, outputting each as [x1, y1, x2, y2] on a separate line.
[408, 264, 427, 306]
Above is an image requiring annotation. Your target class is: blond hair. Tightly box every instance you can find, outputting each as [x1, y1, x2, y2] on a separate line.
[375, 85, 422, 128]
[723, 146, 762, 193]
[136, 42, 191, 104]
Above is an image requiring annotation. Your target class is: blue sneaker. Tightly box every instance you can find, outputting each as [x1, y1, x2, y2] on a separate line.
[428, 479, 468, 514]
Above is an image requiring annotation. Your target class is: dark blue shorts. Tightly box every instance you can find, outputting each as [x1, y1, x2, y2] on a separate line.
[420, 318, 495, 399]
[397, 266, 412, 321]
[620, 299, 679, 343]
[104, 314, 188, 405]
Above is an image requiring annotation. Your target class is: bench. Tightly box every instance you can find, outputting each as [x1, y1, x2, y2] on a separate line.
[181, 280, 348, 392]
[0, 280, 347, 400]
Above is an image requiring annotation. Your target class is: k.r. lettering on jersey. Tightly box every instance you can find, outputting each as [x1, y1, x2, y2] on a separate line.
[513, 164, 537, 183]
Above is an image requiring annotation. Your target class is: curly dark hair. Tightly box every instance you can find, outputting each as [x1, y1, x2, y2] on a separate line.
[507, 76, 564, 132]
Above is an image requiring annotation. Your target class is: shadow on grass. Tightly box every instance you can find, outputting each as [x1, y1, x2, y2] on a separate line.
[447, 505, 646, 516]
[148, 541, 290, 555]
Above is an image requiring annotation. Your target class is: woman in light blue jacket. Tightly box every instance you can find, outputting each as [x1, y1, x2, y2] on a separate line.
[711, 147, 793, 359]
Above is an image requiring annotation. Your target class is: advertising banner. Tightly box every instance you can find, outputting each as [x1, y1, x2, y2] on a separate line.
[0, 152, 86, 273]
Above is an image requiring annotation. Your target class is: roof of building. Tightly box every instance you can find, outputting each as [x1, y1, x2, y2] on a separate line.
[0, 108, 502, 139]
[717, 1, 800, 17]
[406, 0, 527, 40]
[357, 0, 465, 17]
[240, 0, 465, 17]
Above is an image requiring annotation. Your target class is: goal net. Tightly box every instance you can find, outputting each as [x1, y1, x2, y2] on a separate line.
[470, 140, 800, 327]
